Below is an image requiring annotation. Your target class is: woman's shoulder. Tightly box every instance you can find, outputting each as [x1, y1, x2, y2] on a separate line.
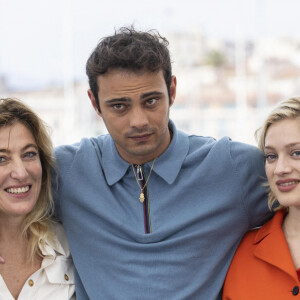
[41, 223, 75, 299]
[234, 211, 284, 257]
[233, 227, 258, 260]
[47, 222, 71, 258]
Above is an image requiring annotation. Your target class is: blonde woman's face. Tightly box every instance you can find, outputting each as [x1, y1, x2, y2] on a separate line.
[264, 118, 300, 208]
[0, 122, 42, 220]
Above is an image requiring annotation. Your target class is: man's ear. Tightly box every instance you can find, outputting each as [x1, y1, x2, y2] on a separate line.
[87, 89, 101, 116]
[170, 76, 177, 107]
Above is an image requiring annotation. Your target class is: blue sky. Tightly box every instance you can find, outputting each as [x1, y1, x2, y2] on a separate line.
[1, 0, 300, 90]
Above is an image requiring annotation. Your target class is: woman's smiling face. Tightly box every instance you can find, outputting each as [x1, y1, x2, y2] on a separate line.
[264, 118, 300, 208]
[0, 122, 42, 220]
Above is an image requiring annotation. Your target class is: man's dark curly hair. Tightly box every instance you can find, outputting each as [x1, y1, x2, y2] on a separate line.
[86, 27, 172, 111]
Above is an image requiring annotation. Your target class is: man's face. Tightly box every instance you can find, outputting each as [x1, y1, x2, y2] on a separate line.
[88, 69, 176, 164]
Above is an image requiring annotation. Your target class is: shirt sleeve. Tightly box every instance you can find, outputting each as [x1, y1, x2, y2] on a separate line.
[52, 143, 80, 221]
[229, 141, 273, 228]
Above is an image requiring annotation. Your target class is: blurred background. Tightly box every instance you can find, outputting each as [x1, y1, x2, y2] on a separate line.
[1, 0, 300, 145]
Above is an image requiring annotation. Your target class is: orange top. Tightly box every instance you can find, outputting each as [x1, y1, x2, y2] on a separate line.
[223, 210, 300, 299]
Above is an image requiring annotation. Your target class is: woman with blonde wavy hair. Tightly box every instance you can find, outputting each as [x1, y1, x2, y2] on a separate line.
[223, 97, 300, 299]
[0, 98, 74, 299]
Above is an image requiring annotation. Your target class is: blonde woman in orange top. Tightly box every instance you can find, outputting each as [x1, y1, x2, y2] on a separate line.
[223, 97, 300, 299]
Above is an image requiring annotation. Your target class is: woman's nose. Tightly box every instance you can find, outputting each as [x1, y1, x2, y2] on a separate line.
[10, 160, 29, 180]
[274, 156, 292, 175]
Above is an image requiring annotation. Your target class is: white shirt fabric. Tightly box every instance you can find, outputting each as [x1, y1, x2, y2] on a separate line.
[0, 223, 75, 300]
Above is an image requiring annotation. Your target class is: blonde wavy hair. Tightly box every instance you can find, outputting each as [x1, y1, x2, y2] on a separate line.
[255, 97, 300, 211]
[0, 98, 55, 261]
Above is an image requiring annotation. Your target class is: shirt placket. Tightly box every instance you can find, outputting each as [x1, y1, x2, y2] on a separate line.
[17, 269, 42, 300]
[18, 255, 55, 300]
[137, 165, 152, 234]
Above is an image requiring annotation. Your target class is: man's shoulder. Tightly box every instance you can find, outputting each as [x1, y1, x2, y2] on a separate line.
[186, 133, 261, 157]
[53, 134, 112, 175]
[54, 134, 110, 158]
[184, 134, 265, 179]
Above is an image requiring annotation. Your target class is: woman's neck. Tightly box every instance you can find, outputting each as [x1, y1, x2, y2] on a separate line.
[282, 207, 300, 237]
[0, 214, 25, 243]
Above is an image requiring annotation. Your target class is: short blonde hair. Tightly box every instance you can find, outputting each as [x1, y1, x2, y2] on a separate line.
[0, 98, 55, 261]
[255, 97, 300, 211]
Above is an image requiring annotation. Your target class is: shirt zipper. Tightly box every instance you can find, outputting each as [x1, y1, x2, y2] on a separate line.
[136, 165, 151, 234]
[136, 165, 143, 180]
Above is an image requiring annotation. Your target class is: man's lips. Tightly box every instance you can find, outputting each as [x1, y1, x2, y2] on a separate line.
[128, 133, 153, 142]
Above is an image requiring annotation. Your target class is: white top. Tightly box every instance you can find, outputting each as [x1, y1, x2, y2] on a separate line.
[0, 223, 75, 300]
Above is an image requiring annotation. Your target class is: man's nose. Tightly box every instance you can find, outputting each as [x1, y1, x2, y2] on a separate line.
[129, 107, 149, 129]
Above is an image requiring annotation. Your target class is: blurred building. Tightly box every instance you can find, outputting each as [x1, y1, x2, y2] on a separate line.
[1, 29, 300, 145]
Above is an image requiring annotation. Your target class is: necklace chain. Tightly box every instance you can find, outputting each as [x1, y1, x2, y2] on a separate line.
[131, 158, 156, 203]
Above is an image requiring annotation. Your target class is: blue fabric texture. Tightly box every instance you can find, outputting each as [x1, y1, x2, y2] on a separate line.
[53, 120, 272, 300]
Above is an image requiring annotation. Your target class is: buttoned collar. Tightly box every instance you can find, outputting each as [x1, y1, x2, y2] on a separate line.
[101, 120, 189, 186]
[253, 209, 298, 283]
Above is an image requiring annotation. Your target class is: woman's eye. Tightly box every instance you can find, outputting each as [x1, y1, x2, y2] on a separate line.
[24, 151, 38, 159]
[292, 150, 300, 157]
[265, 154, 277, 162]
[0, 156, 6, 163]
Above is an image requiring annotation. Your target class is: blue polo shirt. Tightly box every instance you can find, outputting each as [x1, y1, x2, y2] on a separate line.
[53, 120, 271, 300]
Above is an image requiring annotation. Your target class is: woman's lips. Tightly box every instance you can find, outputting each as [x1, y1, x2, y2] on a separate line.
[276, 179, 299, 192]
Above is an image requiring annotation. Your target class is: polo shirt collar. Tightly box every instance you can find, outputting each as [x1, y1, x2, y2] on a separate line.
[102, 120, 189, 186]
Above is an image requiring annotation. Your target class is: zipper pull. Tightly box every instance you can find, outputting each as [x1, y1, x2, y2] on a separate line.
[136, 165, 143, 181]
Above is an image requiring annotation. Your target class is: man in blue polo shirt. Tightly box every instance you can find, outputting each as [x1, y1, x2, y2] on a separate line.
[54, 27, 272, 299]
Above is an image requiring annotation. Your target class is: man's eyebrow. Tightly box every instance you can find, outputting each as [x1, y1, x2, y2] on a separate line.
[105, 97, 131, 104]
[141, 91, 163, 99]
[104, 91, 163, 104]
